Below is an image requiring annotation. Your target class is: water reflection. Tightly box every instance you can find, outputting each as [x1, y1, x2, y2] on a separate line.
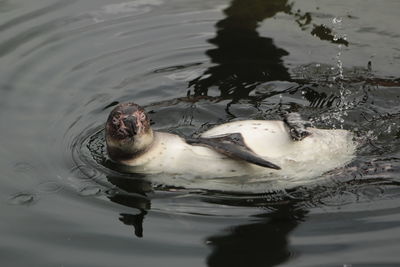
[106, 171, 308, 266]
[188, 0, 347, 100]
[188, 0, 292, 99]
[206, 203, 307, 267]
[106, 175, 151, 238]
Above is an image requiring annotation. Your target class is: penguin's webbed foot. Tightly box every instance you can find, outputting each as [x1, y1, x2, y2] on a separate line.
[283, 113, 311, 141]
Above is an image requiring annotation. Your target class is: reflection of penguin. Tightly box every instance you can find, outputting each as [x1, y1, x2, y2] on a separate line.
[206, 203, 307, 267]
[106, 175, 152, 238]
[119, 211, 147, 238]
[189, 0, 292, 98]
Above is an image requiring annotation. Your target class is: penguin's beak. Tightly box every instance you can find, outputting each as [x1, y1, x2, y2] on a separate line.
[123, 116, 137, 137]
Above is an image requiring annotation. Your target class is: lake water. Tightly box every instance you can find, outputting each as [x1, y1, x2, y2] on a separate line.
[1, 0, 400, 266]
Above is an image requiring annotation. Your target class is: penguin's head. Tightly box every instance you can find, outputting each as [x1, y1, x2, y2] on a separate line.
[105, 102, 153, 161]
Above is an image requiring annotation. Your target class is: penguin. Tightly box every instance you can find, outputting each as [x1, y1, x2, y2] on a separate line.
[105, 102, 356, 182]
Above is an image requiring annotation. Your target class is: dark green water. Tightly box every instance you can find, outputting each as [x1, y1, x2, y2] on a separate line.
[1, 0, 399, 266]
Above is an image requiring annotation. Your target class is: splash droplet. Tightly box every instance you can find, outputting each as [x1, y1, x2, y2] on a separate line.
[332, 17, 342, 24]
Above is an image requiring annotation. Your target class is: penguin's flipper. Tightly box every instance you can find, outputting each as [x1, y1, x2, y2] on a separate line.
[185, 133, 281, 170]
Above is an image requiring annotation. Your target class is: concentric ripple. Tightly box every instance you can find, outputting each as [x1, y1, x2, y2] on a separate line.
[1, 0, 400, 266]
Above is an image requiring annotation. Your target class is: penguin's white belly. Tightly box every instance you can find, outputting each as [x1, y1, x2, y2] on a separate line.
[122, 120, 356, 184]
[201, 120, 356, 180]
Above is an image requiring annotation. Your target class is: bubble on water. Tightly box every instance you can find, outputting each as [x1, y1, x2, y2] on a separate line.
[8, 192, 38, 205]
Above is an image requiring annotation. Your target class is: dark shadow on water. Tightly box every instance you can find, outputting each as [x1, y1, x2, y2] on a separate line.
[206, 203, 307, 267]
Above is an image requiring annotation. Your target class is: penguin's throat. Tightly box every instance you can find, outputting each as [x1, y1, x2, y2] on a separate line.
[107, 130, 154, 161]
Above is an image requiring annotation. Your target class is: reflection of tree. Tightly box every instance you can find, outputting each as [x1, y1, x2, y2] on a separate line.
[188, 0, 349, 100]
[189, 0, 292, 99]
[206, 203, 307, 267]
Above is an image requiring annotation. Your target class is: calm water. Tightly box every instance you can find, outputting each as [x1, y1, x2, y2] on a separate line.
[1, 0, 400, 266]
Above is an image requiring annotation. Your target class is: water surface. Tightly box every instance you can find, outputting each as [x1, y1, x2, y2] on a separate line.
[1, 0, 400, 266]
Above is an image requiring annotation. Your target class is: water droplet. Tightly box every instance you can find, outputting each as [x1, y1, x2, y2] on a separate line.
[8, 193, 37, 205]
[332, 17, 342, 24]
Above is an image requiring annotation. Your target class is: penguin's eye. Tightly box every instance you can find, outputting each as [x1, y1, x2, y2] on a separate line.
[139, 113, 146, 121]
[112, 117, 119, 125]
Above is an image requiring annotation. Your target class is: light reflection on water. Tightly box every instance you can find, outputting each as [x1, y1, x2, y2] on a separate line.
[0, 0, 400, 266]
